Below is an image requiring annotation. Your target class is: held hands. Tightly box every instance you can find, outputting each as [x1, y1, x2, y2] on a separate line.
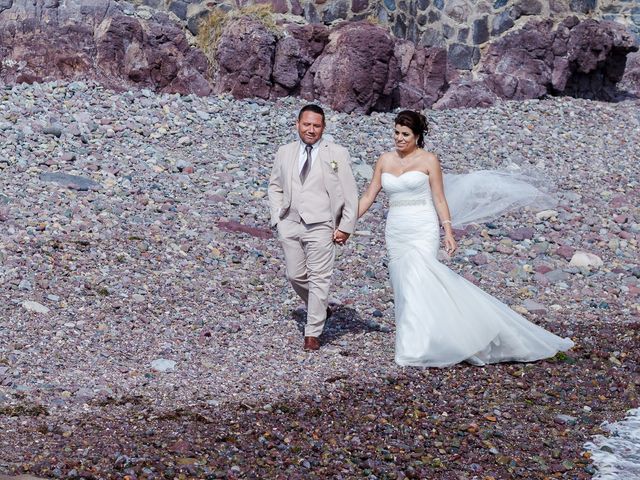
[333, 229, 350, 245]
[443, 233, 457, 256]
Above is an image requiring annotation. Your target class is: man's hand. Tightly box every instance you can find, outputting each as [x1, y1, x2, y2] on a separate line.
[333, 229, 350, 245]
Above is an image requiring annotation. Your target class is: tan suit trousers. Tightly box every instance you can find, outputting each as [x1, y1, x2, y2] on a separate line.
[277, 218, 335, 337]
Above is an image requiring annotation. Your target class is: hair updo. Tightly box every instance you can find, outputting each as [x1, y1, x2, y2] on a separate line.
[394, 110, 429, 148]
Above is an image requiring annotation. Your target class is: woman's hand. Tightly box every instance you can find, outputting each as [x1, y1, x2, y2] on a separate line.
[333, 229, 350, 245]
[444, 233, 457, 256]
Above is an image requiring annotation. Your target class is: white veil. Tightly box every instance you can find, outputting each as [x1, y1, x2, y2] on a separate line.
[443, 169, 557, 228]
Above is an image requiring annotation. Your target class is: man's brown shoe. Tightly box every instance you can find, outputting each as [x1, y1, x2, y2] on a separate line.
[304, 336, 320, 351]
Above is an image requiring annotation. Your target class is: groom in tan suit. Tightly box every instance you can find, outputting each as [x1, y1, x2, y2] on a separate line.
[268, 104, 358, 351]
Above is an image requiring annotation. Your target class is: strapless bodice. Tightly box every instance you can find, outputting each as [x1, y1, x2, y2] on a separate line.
[381, 171, 432, 207]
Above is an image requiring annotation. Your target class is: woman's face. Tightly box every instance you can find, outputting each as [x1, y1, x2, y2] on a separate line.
[394, 124, 417, 153]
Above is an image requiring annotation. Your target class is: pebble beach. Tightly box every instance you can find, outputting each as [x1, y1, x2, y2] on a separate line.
[0, 81, 638, 479]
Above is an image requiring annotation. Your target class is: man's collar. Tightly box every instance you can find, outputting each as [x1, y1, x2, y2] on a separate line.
[299, 138, 322, 149]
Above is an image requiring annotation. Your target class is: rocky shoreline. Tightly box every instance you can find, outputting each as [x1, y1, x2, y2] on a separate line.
[0, 81, 638, 478]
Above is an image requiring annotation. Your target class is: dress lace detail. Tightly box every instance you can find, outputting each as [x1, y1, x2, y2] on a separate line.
[389, 198, 429, 208]
[381, 171, 573, 367]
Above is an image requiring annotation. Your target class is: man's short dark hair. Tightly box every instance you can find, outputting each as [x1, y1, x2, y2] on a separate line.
[298, 104, 325, 125]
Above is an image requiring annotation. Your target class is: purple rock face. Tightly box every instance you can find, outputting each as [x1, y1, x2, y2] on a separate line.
[301, 21, 399, 113]
[621, 51, 640, 96]
[481, 20, 557, 100]
[560, 20, 638, 100]
[0, 2, 212, 95]
[211, 15, 637, 111]
[433, 77, 498, 110]
[394, 40, 449, 109]
[0, 1, 637, 111]
[212, 19, 331, 101]
[215, 18, 448, 113]
[213, 17, 277, 99]
[272, 24, 330, 94]
[308, 22, 448, 112]
[449, 17, 640, 108]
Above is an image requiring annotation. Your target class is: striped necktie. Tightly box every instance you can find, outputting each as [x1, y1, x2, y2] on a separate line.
[300, 144, 312, 184]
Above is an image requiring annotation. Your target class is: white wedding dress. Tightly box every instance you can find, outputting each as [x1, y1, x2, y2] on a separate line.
[382, 170, 574, 367]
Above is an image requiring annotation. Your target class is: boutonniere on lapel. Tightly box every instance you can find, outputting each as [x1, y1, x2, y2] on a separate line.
[330, 159, 338, 173]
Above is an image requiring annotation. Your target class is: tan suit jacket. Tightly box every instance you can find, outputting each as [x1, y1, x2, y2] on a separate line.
[268, 139, 358, 234]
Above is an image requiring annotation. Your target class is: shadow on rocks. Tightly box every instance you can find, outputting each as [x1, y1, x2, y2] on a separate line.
[292, 306, 389, 346]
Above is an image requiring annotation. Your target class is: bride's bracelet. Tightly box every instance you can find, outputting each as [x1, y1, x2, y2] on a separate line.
[441, 220, 452, 225]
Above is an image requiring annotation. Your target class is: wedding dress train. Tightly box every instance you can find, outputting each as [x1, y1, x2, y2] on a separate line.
[381, 170, 573, 367]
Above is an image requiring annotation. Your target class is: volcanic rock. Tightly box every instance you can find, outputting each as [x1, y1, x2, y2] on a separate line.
[0, 0, 211, 95]
[300, 21, 400, 113]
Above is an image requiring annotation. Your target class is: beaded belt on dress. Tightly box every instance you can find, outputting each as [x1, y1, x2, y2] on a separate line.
[389, 199, 428, 208]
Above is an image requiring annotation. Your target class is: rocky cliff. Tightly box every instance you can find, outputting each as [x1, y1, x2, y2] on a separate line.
[208, 15, 638, 112]
[0, 0, 638, 111]
[0, 0, 211, 96]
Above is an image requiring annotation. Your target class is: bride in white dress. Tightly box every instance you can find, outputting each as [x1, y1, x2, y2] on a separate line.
[356, 110, 574, 367]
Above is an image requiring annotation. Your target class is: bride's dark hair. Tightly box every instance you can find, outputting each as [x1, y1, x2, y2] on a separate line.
[394, 110, 429, 148]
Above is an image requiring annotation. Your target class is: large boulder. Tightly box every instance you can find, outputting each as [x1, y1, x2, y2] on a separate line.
[392, 40, 449, 110]
[272, 24, 330, 96]
[300, 21, 400, 114]
[299, 21, 454, 113]
[620, 51, 640, 96]
[0, 0, 211, 95]
[212, 16, 277, 99]
[212, 19, 332, 100]
[559, 19, 639, 99]
[441, 17, 638, 108]
[480, 19, 557, 100]
[480, 17, 638, 102]
[433, 77, 498, 110]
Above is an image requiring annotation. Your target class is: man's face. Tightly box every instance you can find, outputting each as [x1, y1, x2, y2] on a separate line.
[296, 111, 325, 145]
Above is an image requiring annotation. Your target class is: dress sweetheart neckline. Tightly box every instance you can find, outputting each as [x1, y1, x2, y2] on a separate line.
[382, 170, 429, 179]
